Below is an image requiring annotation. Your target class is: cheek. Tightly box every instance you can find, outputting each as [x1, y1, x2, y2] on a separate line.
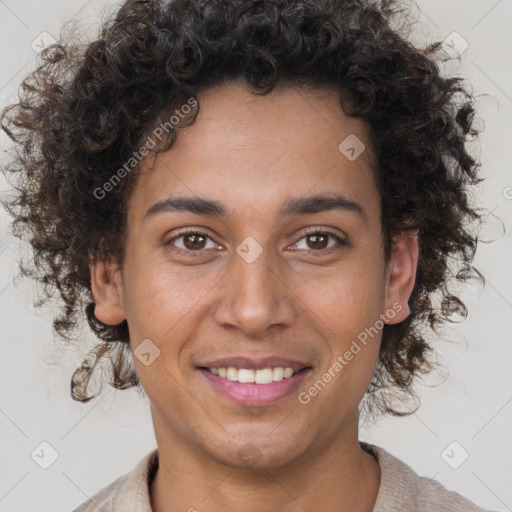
[121, 255, 228, 363]
[305, 281, 382, 417]
[296, 256, 385, 388]
[303, 262, 385, 338]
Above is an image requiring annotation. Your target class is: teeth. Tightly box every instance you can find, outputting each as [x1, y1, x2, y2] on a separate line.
[272, 367, 284, 381]
[283, 367, 294, 378]
[255, 368, 273, 384]
[227, 367, 238, 381]
[238, 369, 255, 383]
[209, 366, 298, 384]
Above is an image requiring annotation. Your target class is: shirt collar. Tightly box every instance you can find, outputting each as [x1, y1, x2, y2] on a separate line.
[361, 441, 420, 511]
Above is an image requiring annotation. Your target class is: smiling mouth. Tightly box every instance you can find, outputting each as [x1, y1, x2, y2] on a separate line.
[197, 365, 313, 406]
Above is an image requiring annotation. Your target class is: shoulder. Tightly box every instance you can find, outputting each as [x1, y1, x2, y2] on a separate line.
[72, 448, 158, 512]
[361, 442, 496, 512]
[415, 475, 494, 512]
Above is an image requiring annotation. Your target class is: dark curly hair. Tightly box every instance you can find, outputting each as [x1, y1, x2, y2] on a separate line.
[1, 0, 485, 416]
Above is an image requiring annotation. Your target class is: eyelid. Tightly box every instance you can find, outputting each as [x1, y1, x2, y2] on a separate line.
[299, 225, 346, 240]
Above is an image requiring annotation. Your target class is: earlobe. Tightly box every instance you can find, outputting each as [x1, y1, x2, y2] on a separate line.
[384, 230, 419, 325]
[89, 255, 126, 326]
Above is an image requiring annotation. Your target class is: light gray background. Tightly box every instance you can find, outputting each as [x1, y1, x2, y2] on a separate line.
[0, 1, 511, 511]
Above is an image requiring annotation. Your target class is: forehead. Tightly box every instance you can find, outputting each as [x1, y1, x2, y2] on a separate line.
[128, 82, 380, 228]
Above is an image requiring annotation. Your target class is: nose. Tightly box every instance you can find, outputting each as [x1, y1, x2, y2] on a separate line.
[211, 243, 298, 338]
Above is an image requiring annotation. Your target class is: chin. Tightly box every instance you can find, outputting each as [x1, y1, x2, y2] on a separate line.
[205, 432, 308, 471]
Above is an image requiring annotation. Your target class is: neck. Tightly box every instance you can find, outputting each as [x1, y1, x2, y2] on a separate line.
[149, 425, 380, 512]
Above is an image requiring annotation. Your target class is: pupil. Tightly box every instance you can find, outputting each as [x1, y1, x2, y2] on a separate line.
[185, 234, 205, 250]
[309, 233, 327, 249]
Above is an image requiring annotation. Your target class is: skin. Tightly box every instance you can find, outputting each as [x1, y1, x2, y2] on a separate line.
[91, 82, 418, 512]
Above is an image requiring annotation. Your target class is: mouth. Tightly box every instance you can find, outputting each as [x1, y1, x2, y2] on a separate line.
[196, 359, 313, 406]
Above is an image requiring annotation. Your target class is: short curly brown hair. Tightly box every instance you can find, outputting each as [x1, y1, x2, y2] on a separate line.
[1, 0, 484, 416]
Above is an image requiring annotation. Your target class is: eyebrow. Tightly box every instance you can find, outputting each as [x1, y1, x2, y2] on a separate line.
[143, 193, 367, 225]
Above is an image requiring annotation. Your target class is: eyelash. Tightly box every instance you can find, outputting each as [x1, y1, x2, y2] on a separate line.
[165, 227, 347, 256]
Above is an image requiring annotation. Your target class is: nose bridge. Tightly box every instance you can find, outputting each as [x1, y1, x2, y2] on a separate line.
[212, 238, 296, 335]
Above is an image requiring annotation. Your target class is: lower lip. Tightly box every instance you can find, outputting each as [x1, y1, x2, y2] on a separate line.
[198, 368, 312, 406]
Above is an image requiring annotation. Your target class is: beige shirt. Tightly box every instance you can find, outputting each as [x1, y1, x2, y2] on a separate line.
[73, 442, 495, 511]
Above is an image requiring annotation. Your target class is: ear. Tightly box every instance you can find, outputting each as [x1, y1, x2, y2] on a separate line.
[383, 229, 419, 324]
[89, 253, 126, 325]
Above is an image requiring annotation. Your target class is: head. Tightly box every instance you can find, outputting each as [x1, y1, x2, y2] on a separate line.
[1, 0, 482, 467]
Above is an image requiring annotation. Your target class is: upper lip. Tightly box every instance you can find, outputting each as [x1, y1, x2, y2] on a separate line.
[197, 357, 312, 373]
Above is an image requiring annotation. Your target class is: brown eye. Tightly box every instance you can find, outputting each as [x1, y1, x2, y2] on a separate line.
[306, 233, 329, 250]
[165, 230, 218, 253]
[183, 233, 207, 250]
[292, 230, 347, 252]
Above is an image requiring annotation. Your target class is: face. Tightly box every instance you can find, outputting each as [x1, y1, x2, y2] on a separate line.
[91, 82, 418, 470]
